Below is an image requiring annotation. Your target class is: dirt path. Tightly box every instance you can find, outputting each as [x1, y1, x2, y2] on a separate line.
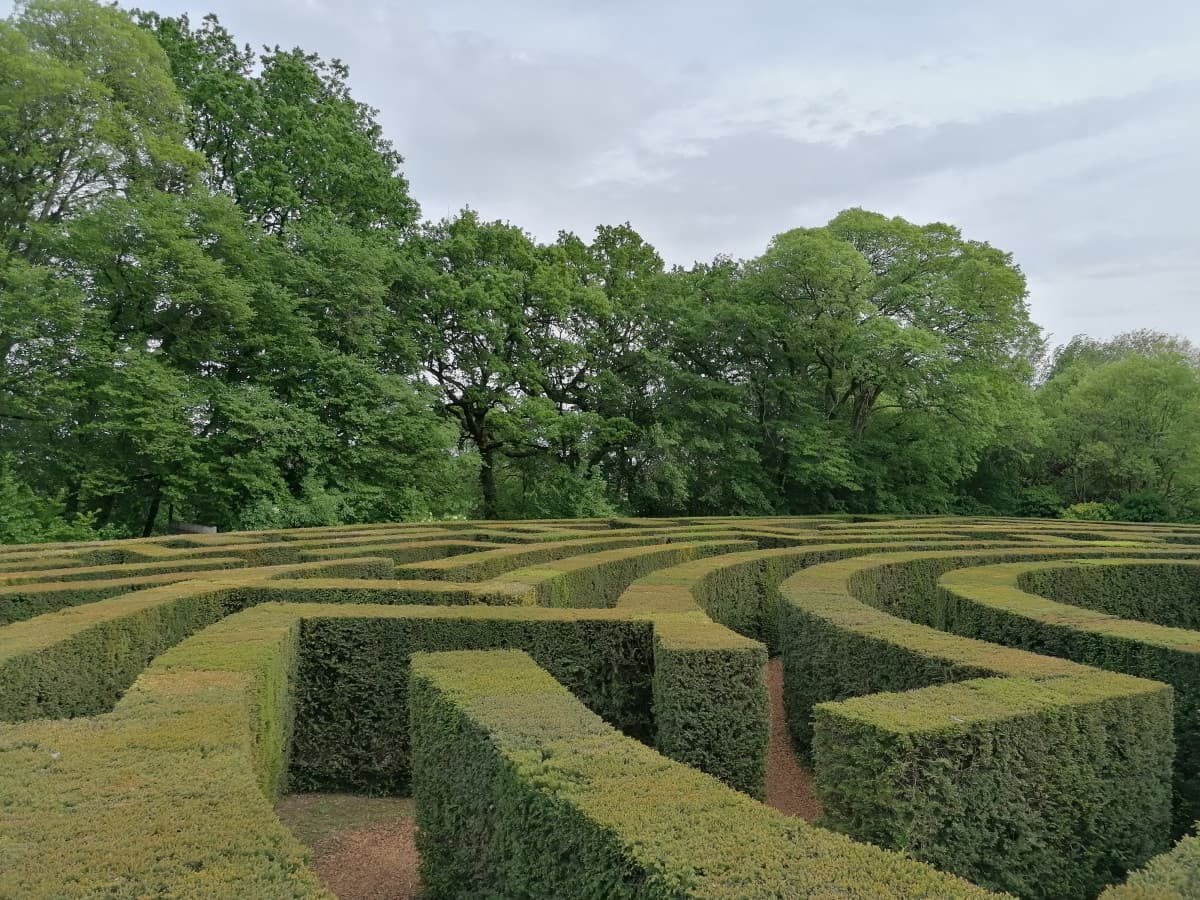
[276, 794, 422, 900]
[307, 819, 422, 900]
[764, 657, 823, 821]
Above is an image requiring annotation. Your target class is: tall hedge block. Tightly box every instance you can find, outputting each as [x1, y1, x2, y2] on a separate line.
[814, 673, 1174, 900]
[409, 649, 1001, 899]
[290, 612, 655, 793]
[651, 616, 768, 797]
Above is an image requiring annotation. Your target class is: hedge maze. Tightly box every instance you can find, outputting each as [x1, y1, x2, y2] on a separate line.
[4, 518, 1200, 898]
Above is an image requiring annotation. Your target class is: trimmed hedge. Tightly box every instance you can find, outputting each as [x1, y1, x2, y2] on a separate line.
[815, 672, 1172, 900]
[6, 516, 1200, 897]
[1104, 830, 1200, 898]
[409, 648, 1000, 899]
[1018, 560, 1200, 630]
[651, 615, 768, 797]
[628, 541, 1035, 652]
[290, 607, 656, 794]
[489, 539, 756, 607]
[391, 534, 679, 580]
[0, 557, 393, 721]
[780, 548, 1180, 899]
[0, 624, 327, 898]
[0, 540, 769, 795]
[389, 529, 777, 582]
[939, 559, 1200, 830]
[0, 556, 247, 586]
[298, 539, 502, 564]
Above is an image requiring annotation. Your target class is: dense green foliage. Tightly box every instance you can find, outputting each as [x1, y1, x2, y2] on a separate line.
[815, 674, 1172, 900]
[410, 648, 998, 899]
[942, 560, 1200, 829]
[7, 516, 1200, 896]
[292, 614, 655, 794]
[4, 0, 1195, 536]
[778, 547, 1183, 898]
[1104, 831, 1200, 898]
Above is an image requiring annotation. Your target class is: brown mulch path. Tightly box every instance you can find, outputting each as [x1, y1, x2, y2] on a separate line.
[764, 657, 823, 821]
[307, 819, 422, 900]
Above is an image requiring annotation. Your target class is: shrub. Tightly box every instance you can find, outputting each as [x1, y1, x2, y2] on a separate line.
[780, 547, 1176, 899]
[1061, 501, 1117, 521]
[943, 559, 1200, 829]
[409, 648, 999, 899]
[5, 515, 1200, 897]
[1117, 490, 1173, 523]
[1014, 485, 1064, 518]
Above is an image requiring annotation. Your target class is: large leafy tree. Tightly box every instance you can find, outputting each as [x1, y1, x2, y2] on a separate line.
[137, 11, 418, 233]
[648, 210, 1042, 515]
[0, 0, 199, 533]
[398, 211, 616, 518]
[1036, 333, 1200, 514]
[2, 0, 456, 538]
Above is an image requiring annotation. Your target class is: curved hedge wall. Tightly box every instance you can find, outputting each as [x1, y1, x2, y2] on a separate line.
[3, 516, 1200, 897]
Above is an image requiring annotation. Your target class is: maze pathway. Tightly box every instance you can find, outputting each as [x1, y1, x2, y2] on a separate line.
[2, 516, 1200, 898]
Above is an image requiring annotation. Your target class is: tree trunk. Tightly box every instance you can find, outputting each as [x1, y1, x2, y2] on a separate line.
[142, 488, 162, 538]
[96, 493, 117, 527]
[64, 480, 82, 518]
[480, 446, 499, 520]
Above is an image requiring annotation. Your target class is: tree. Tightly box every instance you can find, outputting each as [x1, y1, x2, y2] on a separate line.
[2, 1, 457, 538]
[726, 209, 1041, 513]
[1038, 343, 1200, 514]
[1, 0, 193, 437]
[136, 11, 418, 233]
[397, 212, 577, 517]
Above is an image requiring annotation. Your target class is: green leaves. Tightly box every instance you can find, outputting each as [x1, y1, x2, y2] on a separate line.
[2, 0, 1182, 535]
[1036, 336, 1200, 515]
[139, 12, 418, 233]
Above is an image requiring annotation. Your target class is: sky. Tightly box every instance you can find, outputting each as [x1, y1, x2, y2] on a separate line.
[10, 0, 1200, 345]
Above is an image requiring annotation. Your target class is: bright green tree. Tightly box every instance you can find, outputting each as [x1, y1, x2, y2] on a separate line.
[1038, 338, 1200, 515]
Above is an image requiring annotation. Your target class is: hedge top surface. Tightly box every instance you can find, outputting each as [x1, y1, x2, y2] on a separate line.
[940, 559, 1200, 654]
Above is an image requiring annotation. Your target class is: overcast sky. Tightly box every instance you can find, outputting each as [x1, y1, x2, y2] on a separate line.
[11, 1, 1200, 344]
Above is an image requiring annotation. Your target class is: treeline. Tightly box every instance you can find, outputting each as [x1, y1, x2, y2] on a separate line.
[2, 0, 1198, 541]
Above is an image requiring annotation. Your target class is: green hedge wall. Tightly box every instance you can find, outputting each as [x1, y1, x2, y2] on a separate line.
[289, 612, 655, 793]
[938, 559, 1200, 831]
[1018, 561, 1200, 630]
[0, 603, 327, 898]
[0, 558, 393, 721]
[409, 648, 1001, 899]
[1103, 830, 1200, 898]
[491, 539, 754, 608]
[651, 615, 768, 798]
[779, 548, 1178, 898]
[7, 517, 1198, 896]
[815, 672, 1173, 900]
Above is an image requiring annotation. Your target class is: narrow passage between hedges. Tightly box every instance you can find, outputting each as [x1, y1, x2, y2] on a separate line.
[276, 795, 422, 900]
[765, 658, 823, 821]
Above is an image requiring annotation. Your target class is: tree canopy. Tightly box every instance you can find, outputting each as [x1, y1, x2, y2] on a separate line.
[1, 0, 1194, 540]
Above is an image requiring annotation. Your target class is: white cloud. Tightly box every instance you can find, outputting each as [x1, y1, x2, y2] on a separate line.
[4, 0, 1198, 342]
